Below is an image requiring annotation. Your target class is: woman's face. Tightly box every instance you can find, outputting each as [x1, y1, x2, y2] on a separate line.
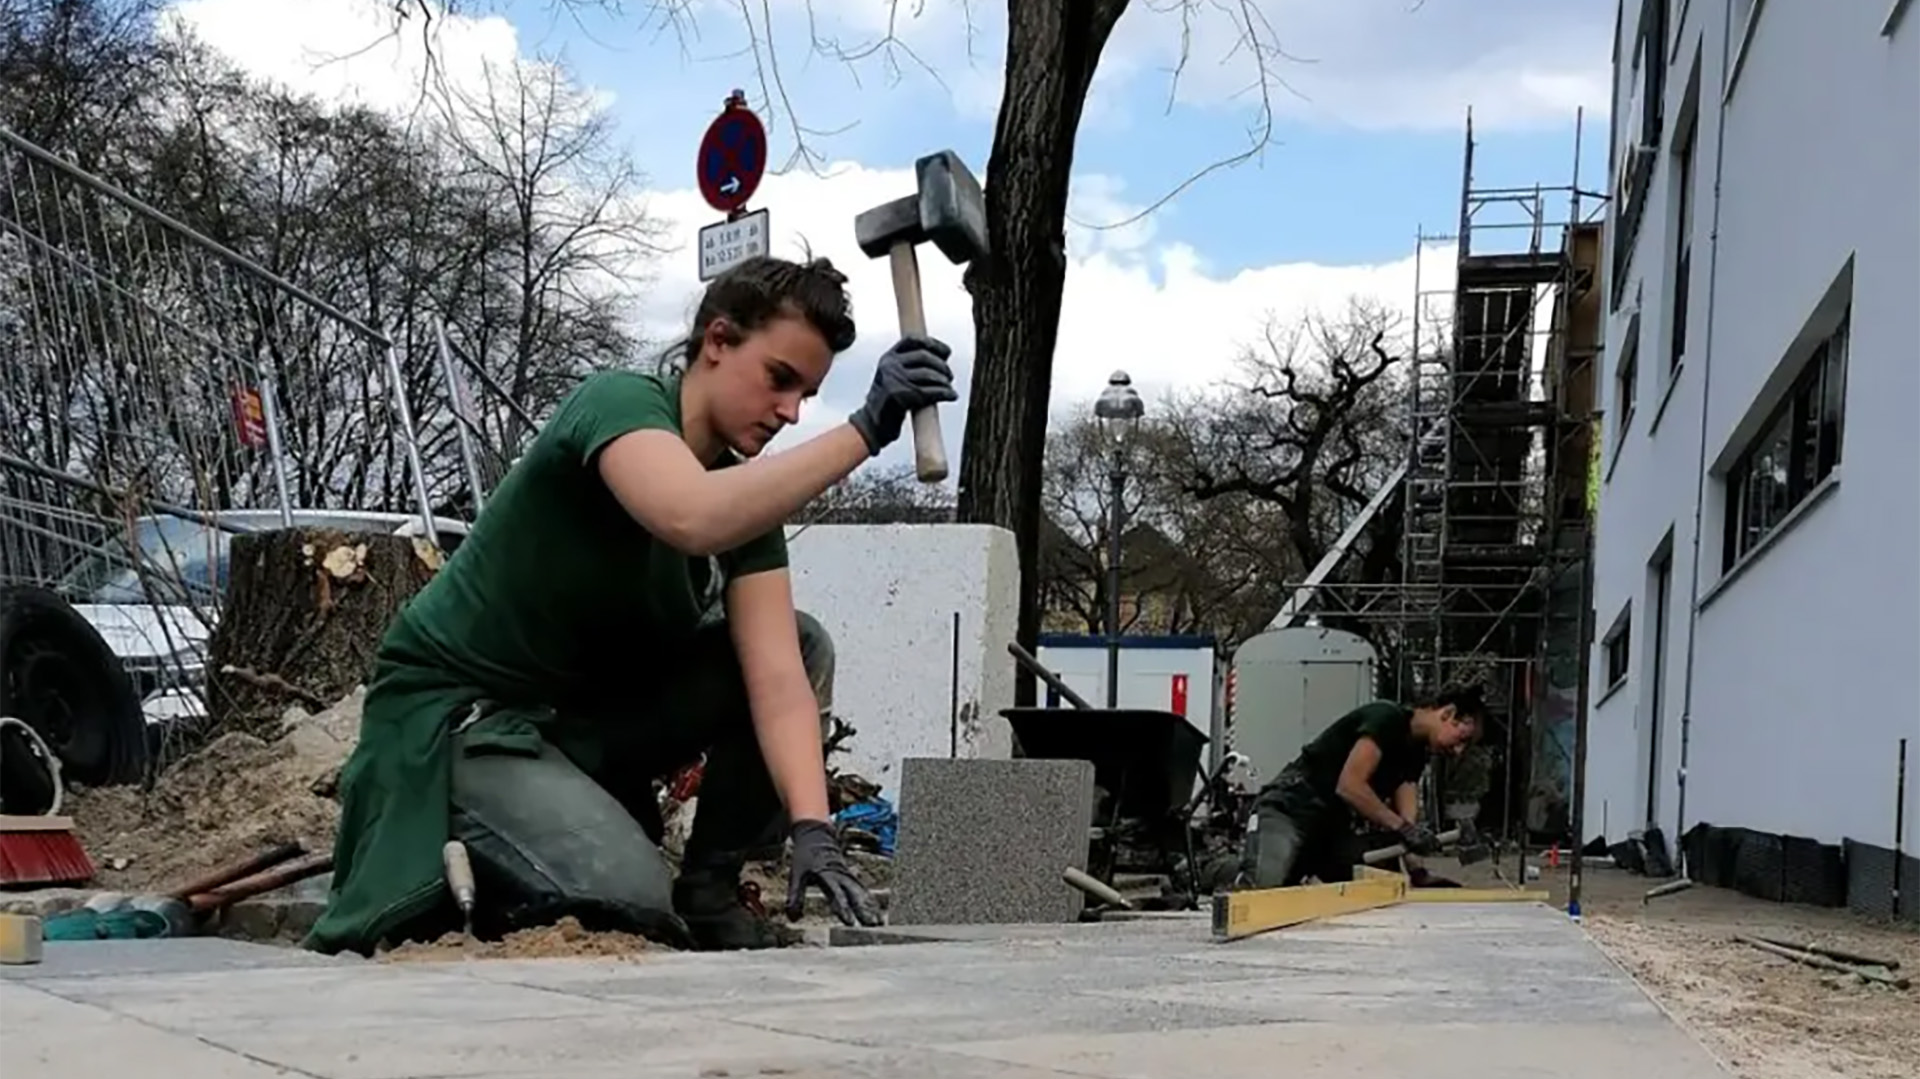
[702, 312, 834, 457]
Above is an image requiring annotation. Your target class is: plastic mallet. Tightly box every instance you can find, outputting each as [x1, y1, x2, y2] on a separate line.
[852, 150, 990, 484]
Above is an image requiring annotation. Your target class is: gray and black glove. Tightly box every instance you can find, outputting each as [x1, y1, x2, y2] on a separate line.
[848, 334, 958, 455]
[1397, 820, 1442, 856]
[786, 819, 883, 926]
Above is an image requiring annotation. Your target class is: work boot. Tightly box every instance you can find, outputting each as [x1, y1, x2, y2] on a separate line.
[671, 867, 799, 951]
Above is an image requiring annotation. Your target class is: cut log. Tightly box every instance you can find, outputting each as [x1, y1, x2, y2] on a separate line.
[201, 527, 441, 742]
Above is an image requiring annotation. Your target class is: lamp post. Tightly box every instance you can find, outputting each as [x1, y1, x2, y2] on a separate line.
[1094, 370, 1144, 709]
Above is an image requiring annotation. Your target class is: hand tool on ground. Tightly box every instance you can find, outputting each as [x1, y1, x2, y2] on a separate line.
[1062, 865, 1134, 911]
[1361, 821, 1489, 867]
[43, 845, 326, 941]
[853, 149, 989, 484]
[442, 839, 477, 944]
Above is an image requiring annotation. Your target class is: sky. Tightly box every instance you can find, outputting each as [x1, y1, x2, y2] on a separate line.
[159, 0, 1616, 481]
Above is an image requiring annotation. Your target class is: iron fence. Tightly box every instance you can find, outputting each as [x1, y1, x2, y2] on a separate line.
[0, 123, 439, 722]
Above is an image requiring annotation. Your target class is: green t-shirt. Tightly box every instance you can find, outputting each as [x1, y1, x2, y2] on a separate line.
[383, 369, 788, 704]
[1291, 700, 1427, 802]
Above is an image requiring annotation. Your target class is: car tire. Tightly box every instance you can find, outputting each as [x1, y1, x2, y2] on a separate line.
[0, 585, 148, 788]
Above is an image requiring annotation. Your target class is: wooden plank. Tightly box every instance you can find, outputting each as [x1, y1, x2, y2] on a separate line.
[1402, 888, 1553, 904]
[1355, 865, 1407, 883]
[1211, 876, 1408, 942]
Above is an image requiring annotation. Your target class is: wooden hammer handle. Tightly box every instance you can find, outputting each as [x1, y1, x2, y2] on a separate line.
[887, 242, 949, 484]
[1362, 827, 1466, 866]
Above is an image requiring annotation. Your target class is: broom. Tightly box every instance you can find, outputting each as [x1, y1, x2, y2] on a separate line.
[0, 716, 96, 887]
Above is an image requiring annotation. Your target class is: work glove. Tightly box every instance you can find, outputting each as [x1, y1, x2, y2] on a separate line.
[847, 334, 958, 455]
[1397, 820, 1442, 856]
[786, 818, 884, 927]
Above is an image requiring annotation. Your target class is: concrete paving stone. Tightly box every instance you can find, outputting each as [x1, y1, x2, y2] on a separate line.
[458, 1048, 1093, 1079]
[28, 962, 611, 1034]
[937, 1021, 1726, 1079]
[718, 983, 1266, 1049]
[0, 982, 302, 1078]
[0, 936, 347, 981]
[889, 757, 1095, 926]
[201, 1012, 862, 1079]
[445, 957, 908, 1011]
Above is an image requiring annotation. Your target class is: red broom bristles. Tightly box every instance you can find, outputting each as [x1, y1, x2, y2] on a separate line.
[0, 817, 96, 887]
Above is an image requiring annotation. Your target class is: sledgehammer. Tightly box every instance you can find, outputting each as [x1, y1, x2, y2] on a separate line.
[1362, 822, 1490, 867]
[853, 150, 990, 484]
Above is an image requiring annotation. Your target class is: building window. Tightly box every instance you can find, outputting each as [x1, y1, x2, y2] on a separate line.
[1722, 311, 1850, 567]
[1610, 0, 1671, 305]
[1616, 334, 1639, 439]
[1669, 125, 1696, 371]
[1604, 610, 1632, 689]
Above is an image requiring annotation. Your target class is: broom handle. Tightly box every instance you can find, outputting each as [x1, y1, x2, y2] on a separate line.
[188, 853, 334, 913]
[169, 842, 307, 900]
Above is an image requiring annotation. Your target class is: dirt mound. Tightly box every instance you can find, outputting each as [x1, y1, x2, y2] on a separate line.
[379, 916, 662, 962]
[66, 688, 364, 893]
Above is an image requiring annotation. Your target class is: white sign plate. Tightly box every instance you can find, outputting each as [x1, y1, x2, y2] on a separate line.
[698, 208, 771, 281]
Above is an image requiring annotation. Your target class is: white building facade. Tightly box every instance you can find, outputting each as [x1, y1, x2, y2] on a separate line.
[1589, 0, 1918, 852]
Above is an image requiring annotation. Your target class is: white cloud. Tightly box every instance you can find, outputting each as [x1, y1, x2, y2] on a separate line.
[161, 0, 526, 120]
[162, 0, 1471, 483]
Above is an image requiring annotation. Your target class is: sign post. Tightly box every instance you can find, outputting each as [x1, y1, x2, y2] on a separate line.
[695, 90, 771, 281]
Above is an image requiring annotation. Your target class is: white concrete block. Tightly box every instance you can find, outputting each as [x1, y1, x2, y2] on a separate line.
[785, 523, 1019, 801]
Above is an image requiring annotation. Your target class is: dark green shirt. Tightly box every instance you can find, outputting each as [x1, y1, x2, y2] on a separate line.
[385, 368, 789, 703]
[1292, 700, 1427, 802]
[306, 369, 789, 956]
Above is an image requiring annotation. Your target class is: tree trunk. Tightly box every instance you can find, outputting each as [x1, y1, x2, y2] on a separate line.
[957, 0, 1130, 706]
[203, 527, 441, 740]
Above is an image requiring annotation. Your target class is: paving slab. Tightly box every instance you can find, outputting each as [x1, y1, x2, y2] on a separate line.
[0, 903, 1732, 1078]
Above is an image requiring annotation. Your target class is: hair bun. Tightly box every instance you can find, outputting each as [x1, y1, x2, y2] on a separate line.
[803, 257, 848, 286]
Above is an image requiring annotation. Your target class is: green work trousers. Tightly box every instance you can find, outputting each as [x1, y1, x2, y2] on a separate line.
[437, 611, 835, 942]
[1240, 766, 1363, 888]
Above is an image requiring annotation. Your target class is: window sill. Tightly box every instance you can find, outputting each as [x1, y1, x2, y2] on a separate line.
[1888, 0, 1914, 38]
[1596, 675, 1629, 709]
[1607, 412, 1635, 483]
[1699, 470, 1843, 612]
[1724, 1, 1764, 102]
[1649, 362, 1686, 437]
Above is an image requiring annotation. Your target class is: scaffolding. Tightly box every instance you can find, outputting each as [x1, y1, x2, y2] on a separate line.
[1263, 110, 1605, 848]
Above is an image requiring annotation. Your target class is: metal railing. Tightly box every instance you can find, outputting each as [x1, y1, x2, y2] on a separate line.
[0, 123, 439, 714]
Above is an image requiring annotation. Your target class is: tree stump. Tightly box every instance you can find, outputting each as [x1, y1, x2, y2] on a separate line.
[202, 527, 442, 742]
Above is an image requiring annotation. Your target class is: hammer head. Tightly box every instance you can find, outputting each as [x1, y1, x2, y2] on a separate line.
[853, 149, 989, 264]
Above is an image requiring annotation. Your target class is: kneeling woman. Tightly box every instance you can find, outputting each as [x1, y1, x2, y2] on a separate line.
[304, 256, 956, 955]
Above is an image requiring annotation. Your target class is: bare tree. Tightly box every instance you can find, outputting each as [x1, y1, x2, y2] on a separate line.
[1040, 406, 1294, 648]
[1176, 298, 1412, 636]
[429, 56, 671, 455]
[795, 463, 956, 528]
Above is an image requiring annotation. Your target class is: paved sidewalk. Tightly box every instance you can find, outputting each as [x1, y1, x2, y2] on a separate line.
[1, 904, 1728, 1078]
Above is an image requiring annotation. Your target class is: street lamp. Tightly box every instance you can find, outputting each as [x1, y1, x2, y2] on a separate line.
[1093, 370, 1145, 708]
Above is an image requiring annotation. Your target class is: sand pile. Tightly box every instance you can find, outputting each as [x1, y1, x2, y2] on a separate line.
[67, 688, 364, 892]
[379, 916, 662, 962]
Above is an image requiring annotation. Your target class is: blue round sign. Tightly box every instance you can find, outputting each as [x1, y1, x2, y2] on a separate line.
[697, 100, 767, 213]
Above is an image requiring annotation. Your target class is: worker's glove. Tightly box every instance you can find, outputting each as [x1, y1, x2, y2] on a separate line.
[786, 819, 884, 927]
[848, 335, 958, 455]
[1397, 821, 1442, 856]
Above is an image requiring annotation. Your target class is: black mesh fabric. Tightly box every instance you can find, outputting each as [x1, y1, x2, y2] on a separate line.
[1844, 839, 1897, 919]
[1731, 829, 1785, 903]
[1779, 834, 1845, 908]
